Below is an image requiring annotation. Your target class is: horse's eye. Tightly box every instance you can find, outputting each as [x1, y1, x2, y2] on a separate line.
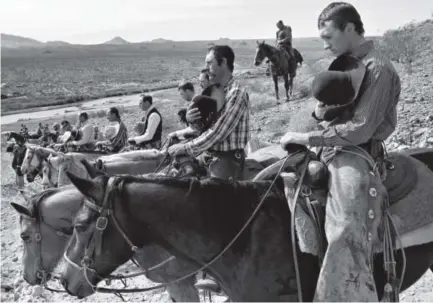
[74, 224, 87, 233]
[20, 233, 31, 242]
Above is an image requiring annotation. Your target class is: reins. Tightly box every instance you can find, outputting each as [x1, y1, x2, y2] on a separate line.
[63, 153, 294, 295]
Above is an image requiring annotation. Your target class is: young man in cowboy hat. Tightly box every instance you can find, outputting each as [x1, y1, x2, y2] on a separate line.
[280, 2, 401, 301]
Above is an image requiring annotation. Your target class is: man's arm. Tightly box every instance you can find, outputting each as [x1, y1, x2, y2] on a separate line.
[72, 124, 94, 145]
[174, 127, 199, 139]
[308, 64, 400, 147]
[184, 89, 248, 155]
[133, 113, 161, 144]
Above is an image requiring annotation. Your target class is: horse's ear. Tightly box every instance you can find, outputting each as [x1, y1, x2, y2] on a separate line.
[80, 159, 106, 179]
[11, 190, 35, 218]
[66, 171, 100, 198]
[262, 40, 265, 45]
[256, 40, 260, 45]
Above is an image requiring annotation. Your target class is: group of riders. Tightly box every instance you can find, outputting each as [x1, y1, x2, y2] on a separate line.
[6, 2, 405, 301]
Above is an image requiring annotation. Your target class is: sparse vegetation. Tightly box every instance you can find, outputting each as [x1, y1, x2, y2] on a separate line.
[378, 19, 432, 73]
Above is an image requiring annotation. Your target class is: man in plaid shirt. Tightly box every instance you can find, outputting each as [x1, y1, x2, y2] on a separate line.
[168, 45, 250, 181]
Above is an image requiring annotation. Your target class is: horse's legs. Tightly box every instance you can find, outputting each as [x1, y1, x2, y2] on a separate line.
[289, 75, 294, 97]
[165, 277, 200, 302]
[373, 242, 433, 300]
[272, 75, 279, 102]
[283, 73, 290, 101]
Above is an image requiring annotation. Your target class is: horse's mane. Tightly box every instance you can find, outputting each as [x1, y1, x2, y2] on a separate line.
[118, 174, 285, 204]
[31, 187, 63, 204]
[116, 174, 287, 253]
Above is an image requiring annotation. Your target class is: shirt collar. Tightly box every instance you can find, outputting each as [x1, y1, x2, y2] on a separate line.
[349, 40, 374, 59]
[224, 76, 235, 93]
[145, 105, 155, 114]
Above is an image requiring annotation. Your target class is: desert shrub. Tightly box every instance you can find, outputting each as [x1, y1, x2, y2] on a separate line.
[378, 22, 418, 73]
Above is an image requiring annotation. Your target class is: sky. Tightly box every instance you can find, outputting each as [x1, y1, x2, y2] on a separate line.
[1, 0, 432, 44]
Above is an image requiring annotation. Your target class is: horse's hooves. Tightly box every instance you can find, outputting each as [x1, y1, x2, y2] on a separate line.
[285, 98, 290, 102]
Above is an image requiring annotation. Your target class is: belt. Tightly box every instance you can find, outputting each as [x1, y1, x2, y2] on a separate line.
[208, 149, 245, 159]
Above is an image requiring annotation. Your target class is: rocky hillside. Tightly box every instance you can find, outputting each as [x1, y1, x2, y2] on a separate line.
[1, 33, 44, 48]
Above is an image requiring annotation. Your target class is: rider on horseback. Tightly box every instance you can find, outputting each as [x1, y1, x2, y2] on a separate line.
[276, 20, 295, 59]
[280, 2, 401, 301]
[167, 45, 251, 292]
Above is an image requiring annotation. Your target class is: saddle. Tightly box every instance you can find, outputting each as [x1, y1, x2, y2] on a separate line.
[280, 151, 419, 261]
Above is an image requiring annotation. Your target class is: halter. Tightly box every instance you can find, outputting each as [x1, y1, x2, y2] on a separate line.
[23, 147, 44, 177]
[62, 153, 292, 296]
[23, 190, 72, 292]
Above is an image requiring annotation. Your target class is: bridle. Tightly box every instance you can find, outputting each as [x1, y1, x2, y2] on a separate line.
[23, 147, 44, 178]
[22, 190, 72, 292]
[62, 154, 293, 296]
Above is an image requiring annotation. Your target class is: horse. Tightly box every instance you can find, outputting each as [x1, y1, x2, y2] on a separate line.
[20, 145, 108, 188]
[254, 40, 298, 103]
[40, 149, 167, 188]
[3, 132, 43, 186]
[41, 142, 288, 188]
[10, 186, 200, 302]
[57, 146, 433, 301]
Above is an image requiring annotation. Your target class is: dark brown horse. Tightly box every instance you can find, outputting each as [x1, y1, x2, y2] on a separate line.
[10, 185, 201, 302]
[254, 41, 298, 103]
[58, 147, 433, 301]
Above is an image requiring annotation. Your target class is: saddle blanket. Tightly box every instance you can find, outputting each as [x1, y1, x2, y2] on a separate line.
[284, 155, 433, 256]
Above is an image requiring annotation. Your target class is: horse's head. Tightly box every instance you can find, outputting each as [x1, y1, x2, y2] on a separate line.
[254, 40, 267, 66]
[10, 187, 78, 285]
[21, 146, 58, 182]
[41, 154, 71, 189]
[58, 172, 137, 298]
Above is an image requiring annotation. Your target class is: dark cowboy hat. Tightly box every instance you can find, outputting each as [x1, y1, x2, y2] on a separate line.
[190, 95, 218, 131]
[312, 54, 366, 121]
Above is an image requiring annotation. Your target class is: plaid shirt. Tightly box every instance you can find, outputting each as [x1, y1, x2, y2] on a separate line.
[185, 77, 250, 155]
[309, 40, 401, 147]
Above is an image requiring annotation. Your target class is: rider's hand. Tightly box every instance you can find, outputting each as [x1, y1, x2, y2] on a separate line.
[280, 132, 310, 150]
[186, 108, 201, 123]
[167, 132, 178, 141]
[167, 143, 187, 156]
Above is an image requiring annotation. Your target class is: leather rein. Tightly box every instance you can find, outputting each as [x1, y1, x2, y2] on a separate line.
[61, 153, 299, 296]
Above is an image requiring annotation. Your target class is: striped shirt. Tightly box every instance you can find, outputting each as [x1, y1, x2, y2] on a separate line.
[308, 40, 401, 147]
[185, 77, 250, 155]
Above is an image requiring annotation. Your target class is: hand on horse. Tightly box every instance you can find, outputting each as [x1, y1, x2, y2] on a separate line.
[167, 131, 179, 141]
[186, 108, 201, 124]
[128, 138, 137, 145]
[280, 131, 310, 151]
[167, 143, 188, 157]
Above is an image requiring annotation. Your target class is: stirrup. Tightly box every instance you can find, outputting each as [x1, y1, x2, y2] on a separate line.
[194, 278, 221, 293]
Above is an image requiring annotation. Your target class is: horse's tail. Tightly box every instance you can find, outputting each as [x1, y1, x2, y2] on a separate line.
[294, 48, 303, 65]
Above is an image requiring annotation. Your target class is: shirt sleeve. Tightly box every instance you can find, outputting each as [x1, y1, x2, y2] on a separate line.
[308, 63, 399, 147]
[134, 113, 161, 144]
[184, 88, 248, 155]
[175, 127, 199, 139]
[73, 124, 94, 145]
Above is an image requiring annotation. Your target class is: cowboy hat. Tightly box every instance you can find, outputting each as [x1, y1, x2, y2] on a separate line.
[312, 54, 366, 121]
[190, 95, 218, 131]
